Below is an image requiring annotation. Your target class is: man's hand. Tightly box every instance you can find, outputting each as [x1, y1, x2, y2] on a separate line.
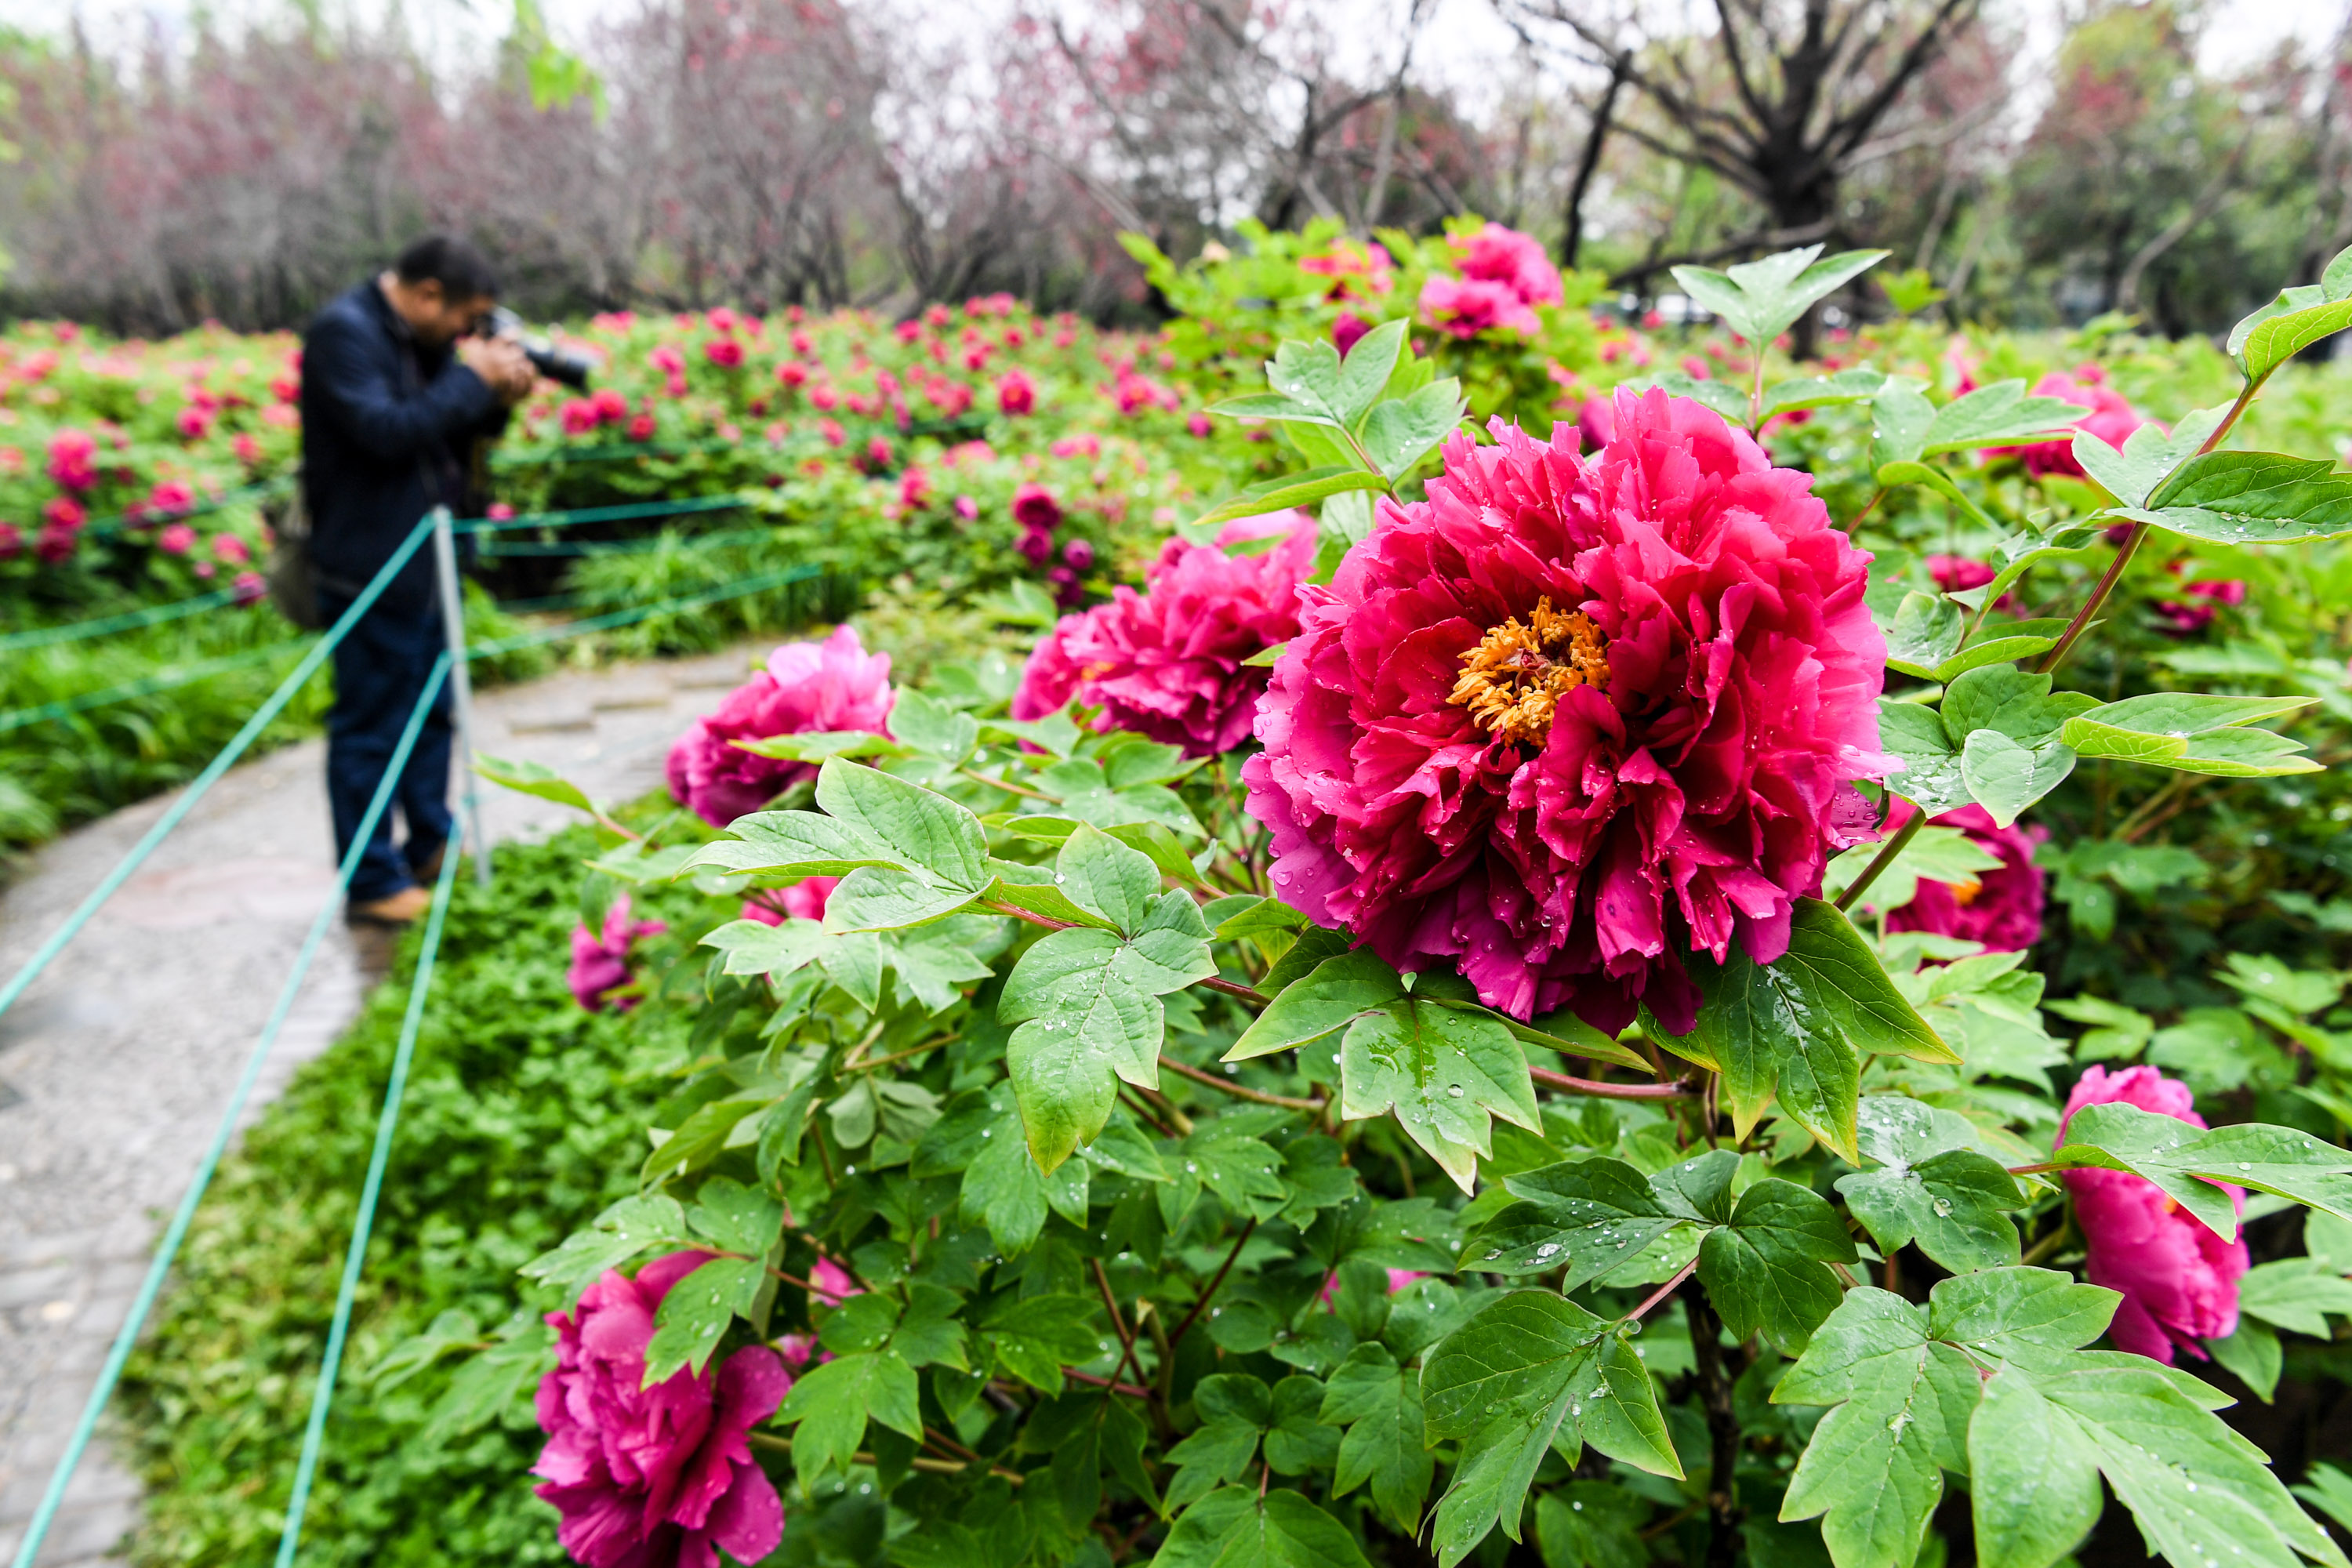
[456, 336, 535, 405]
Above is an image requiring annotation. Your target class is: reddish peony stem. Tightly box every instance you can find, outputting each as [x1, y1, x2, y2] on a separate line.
[1160, 1053, 1325, 1111]
[1530, 1064, 1697, 1101]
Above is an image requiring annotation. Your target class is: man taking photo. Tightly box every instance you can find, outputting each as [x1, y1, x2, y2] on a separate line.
[299, 234, 534, 924]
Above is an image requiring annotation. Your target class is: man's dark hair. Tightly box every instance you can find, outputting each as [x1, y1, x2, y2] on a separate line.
[393, 234, 500, 301]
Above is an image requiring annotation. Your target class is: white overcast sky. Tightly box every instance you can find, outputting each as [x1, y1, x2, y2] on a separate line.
[2, 0, 2341, 110]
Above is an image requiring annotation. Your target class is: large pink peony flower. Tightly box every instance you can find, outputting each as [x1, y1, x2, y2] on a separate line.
[1011, 511, 1316, 757]
[2060, 1065, 2247, 1363]
[534, 1251, 789, 1568]
[569, 895, 668, 1013]
[665, 628, 895, 828]
[1455, 222, 1564, 310]
[1881, 801, 2047, 953]
[1996, 368, 2157, 478]
[1245, 390, 1889, 1032]
[741, 877, 837, 927]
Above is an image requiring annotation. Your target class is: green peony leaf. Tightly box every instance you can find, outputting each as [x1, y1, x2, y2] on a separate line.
[1920, 379, 2088, 456]
[1670, 245, 1889, 355]
[2050, 1104, 2352, 1241]
[1697, 1178, 1859, 1353]
[1227, 950, 1406, 1061]
[642, 1258, 764, 1384]
[2061, 692, 2320, 779]
[1153, 1486, 1374, 1568]
[2113, 451, 2352, 546]
[1319, 1343, 1433, 1534]
[1461, 1156, 1686, 1284]
[1339, 994, 1541, 1191]
[777, 1348, 921, 1478]
[2071, 407, 2232, 506]
[1836, 1096, 2025, 1271]
[1421, 1292, 1681, 1565]
[2229, 242, 2352, 383]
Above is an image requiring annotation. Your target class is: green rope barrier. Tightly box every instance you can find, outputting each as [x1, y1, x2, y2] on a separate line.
[475, 524, 774, 560]
[0, 517, 433, 1026]
[5, 651, 453, 1568]
[472, 561, 825, 655]
[0, 640, 311, 735]
[456, 492, 757, 535]
[275, 754, 466, 1568]
[0, 586, 255, 652]
[490, 434, 752, 467]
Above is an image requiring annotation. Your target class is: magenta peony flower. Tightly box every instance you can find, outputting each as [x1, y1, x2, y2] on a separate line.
[213, 534, 251, 565]
[2060, 1065, 2247, 1363]
[1456, 222, 1564, 309]
[232, 569, 267, 604]
[157, 523, 197, 556]
[1062, 538, 1095, 571]
[1881, 801, 2047, 953]
[0, 522, 22, 561]
[664, 628, 895, 828]
[1245, 391, 1888, 1032]
[703, 336, 744, 369]
[533, 1252, 789, 1568]
[741, 877, 837, 927]
[42, 497, 85, 532]
[1012, 481, 1062, 532]
[1997, 369, 2157, 478]
[997, 369, 1036, 416]
[35, 524, 77, 565]
[1333, 311, 1371, 358]
[1015, 525, 1056, 565]
[1926, 554, 1995, 593]
[568, 895, 668, 1013]
[1013, 511, 1316, 758]
[1420, 275, 1540, 339]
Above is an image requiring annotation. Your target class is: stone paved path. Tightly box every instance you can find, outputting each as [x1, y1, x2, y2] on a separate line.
[0, 642, 768, 1566]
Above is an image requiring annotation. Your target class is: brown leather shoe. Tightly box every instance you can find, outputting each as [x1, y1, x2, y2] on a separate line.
[349, 885, 433, 926]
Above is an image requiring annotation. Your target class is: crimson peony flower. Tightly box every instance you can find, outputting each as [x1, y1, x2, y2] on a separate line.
[1333, 311, 1371, 358]
[35, 524, 77, 566]
[1012, 511, 1316, 758]
[1012, 482, 1062, 533]
[1245, 391, 1888, 1032]
[2060, 1065, 2247, 1363]
[568, 895, 668, 1013]
[1062, 538, 1094, 571]
[627, 413, 656, 442]
[1015, 524, 1056, 565]
[1880, 801, 2047, 953]
[1926, 554, 1995, 593]
[0, 523, 23, 561]
[1996, 368, 2156, 477]
[665, 627, 895, 828]
[997, 369, 1036, 416]
[702, 337, 743, 369]
[42, 497, 85, 532]
[591, 387, 630, 424]
[533, 1252, 789, 1568]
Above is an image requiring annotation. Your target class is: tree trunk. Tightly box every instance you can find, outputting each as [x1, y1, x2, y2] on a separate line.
[1561, 50, 1631, 268]
[1765, 179, 1837, 358]
[1686, 1288, 1748, 1568]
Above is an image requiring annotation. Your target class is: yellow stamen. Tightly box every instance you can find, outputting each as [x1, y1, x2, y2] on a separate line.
[1948, 874, 1984, 908]
[1449, 597, 1610, 747]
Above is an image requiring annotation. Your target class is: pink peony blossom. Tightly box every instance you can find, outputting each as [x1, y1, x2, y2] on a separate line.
[1300, 240, 1396, 299]
[212, 534, 251, 565]
[664, 627, 895, 828]
[1015, 524, 1056, 565]
[148, 481, 194, 515]
[35, 524, 77, 565]
[568, 895, 668, 1013]
[742, 877, 837, 927]
[561, 399, 600, 435]
[1997, 369, 2158, 478]
[1420, 275, 1541, 339]
[997, 369, 1036, 416]
[1012, 511, 1316, 758]
[1455, 222, 1564, 309]
[232, 569, 267, 604]
[1881, 801, 2047, 953]
[2060, 1066, 2247, 1363]
[1575, 395, 1615, 453]
[1187, 412, 1214, 439]
[592, 387, 630, 424]
[1245, 392, 1889, 1032]
[1062, 538, 1095, 571]
[704, 337, 744, 369]
[0, 522, 22, 561]
[1333, 311, 1371, 358]
[46, 429, 96, 491]
[42, 497, 85, 532]
[1926, 554, 1995, 593]
[627, 413, 657, 443]
[157, 523, 197, 556]
[533, 1252, 789, 1568]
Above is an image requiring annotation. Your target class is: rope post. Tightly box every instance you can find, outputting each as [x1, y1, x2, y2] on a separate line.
[429, 506, 492, 887]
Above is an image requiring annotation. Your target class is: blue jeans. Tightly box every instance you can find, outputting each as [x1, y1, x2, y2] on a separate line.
[320, 589, 452, 902]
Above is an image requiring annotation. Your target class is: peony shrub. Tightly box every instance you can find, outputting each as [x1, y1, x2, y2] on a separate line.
[376, 238, 2352, 1568]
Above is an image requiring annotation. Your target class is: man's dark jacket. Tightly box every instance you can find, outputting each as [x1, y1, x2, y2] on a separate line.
[299, 281, 508, 614]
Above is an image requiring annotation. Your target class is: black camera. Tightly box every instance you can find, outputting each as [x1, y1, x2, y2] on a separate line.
[487, 307, 596, 390]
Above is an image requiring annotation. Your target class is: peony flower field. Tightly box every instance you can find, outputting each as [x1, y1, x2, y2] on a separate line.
[17, 219, 2352, 1568]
